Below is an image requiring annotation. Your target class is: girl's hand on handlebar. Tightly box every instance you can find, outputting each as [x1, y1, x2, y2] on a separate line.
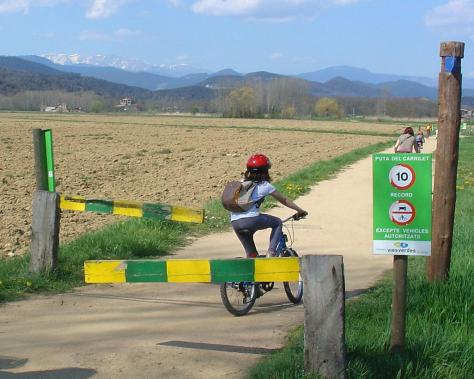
[294, 211, 308, 220]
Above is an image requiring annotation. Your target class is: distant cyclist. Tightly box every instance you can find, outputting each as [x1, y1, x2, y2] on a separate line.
[394, 127, 418, 153]
[230, 154, 308, 258]
[415, 130, 425, 152]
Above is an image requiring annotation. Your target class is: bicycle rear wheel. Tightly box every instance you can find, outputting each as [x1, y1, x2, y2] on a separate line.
[282, 248, 303, 304]
[220, 281, 257, 316]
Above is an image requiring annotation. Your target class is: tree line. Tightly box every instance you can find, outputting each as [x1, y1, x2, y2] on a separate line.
[0, 73, 439, 118]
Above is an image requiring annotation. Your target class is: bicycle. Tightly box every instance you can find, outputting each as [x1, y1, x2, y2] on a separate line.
[220, 214, 304, 316]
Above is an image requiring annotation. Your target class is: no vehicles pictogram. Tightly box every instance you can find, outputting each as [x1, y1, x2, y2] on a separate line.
[389, 200, 416, 225]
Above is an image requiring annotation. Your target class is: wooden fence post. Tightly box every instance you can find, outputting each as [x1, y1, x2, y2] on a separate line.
[427, 41, 465, 282]
[29, 191, 60, 273]
[301, 255, 346, 379]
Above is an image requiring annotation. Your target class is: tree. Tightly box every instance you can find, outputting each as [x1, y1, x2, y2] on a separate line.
[266, 77, 310, 116]
[90, 100, 105, 113]
[314, 97, 342, 118]
[190, 105, 199, 115]
[225, 87, 257, 118]
[281, 106, 296, 119]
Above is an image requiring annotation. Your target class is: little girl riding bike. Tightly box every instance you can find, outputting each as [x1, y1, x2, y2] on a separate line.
[230, 154, 308, 258]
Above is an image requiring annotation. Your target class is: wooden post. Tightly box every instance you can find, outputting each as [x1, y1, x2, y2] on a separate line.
[390, 255, 407, 352]
[301, 255, 346, 379]
[29, 191, 60, 273]
[427, 41, 465, 282]
[33, 128, 48, 190]
[31, 129, 60, 273]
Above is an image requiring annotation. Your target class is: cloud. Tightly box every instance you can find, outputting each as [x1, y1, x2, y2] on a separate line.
[79, 30, 110, 41]
[0, 0, 29, 14]
[271, 52, 283, 60]
[425, 0, 474, 27]
[34, 31, 56, 38]
[190, 0, 361, 20]
[168, 0, 183, 6]
[114, 28, 142, 38]
[85, 0, 133, 19]
[176, 54, 189, 62]
[0, 0, 66, 15]
[425, 1, 474, 41]
[79, 28, 142, 41]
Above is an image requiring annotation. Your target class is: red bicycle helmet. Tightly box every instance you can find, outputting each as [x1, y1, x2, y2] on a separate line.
[246, 154, 271, 172]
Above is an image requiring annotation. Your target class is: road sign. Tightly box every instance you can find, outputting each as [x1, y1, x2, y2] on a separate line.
[389, 200, 416, 225]
[373, 154, 432, 256]
[389, 164, 415, 190]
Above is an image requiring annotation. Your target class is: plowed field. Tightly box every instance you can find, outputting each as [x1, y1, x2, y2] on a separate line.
[0, 113, 395, 258]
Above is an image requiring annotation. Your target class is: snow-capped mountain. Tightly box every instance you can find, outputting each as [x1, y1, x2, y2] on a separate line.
[41, 53, 208, 77]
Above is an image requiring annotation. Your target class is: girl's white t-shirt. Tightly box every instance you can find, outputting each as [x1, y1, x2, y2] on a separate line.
[230, 181, 276, 222]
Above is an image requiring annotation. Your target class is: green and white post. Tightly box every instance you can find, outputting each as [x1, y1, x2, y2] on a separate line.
[33, 128, 56, 192]
[373, 153, 432, 352]
[44, 129, 56, 192]
[30, 128, 59, 273]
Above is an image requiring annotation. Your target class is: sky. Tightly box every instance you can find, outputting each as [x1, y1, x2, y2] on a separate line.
[0, 0, 473, 78]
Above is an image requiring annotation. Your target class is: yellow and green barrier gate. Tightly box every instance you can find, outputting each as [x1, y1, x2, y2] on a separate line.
[85, 258, 300, 283]
[61, 195, 203, 223]
[33, 130, 204, 224]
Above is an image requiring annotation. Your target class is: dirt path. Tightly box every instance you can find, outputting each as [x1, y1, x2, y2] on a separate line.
[0, 139, 436, 379]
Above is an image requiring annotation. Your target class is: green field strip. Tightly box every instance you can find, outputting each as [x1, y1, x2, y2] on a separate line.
[12, 115, 398, 137]
[60, 194, 204, 223]
[84, 257, 299, 283]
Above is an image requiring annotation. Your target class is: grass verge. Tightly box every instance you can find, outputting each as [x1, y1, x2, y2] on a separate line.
[0, 140, 393, 303]
[249, 136, 474, 379]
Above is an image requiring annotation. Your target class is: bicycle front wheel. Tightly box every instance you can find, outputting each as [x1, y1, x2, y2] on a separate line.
[282, 248, 303, 304]
[220, 281, 257, 316]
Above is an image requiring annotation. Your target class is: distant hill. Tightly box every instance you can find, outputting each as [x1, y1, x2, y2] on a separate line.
[0, 56, 151, 98]
[22, 55, 189, 90]
[377, 80, 437, 98]
[152, 86, 216, 102]
[198, 75, 246, 89]
[462, 97, 474, 107]
[318, 77, 382, 98]
[210, 69, 242, 77]
[297, 66, 430, 85]
[0, 56, 64, 76]
[41, 53, 207, 77]
[198, 71, 285, 89]
[298, 65, 474, 91]
[4, 55, 474, 106]
[23, 56, 242, 90]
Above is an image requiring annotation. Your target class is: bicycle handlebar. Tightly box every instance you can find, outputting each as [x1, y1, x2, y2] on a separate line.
[282, 212, 308, 223]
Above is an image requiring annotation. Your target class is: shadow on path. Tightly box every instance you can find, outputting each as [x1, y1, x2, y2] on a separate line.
[157, 341, 277, 355]
[0, 355, 96, 379]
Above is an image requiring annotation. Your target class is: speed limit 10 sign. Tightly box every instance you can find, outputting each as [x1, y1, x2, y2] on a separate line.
[373, 154, 432, 256]
[389, 164, 416, 190]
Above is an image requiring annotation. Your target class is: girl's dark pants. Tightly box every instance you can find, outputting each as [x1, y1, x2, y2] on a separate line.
[231, 214, 282, 257]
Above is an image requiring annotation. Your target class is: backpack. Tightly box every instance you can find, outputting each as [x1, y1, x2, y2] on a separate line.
[221, 180, 260, 212]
